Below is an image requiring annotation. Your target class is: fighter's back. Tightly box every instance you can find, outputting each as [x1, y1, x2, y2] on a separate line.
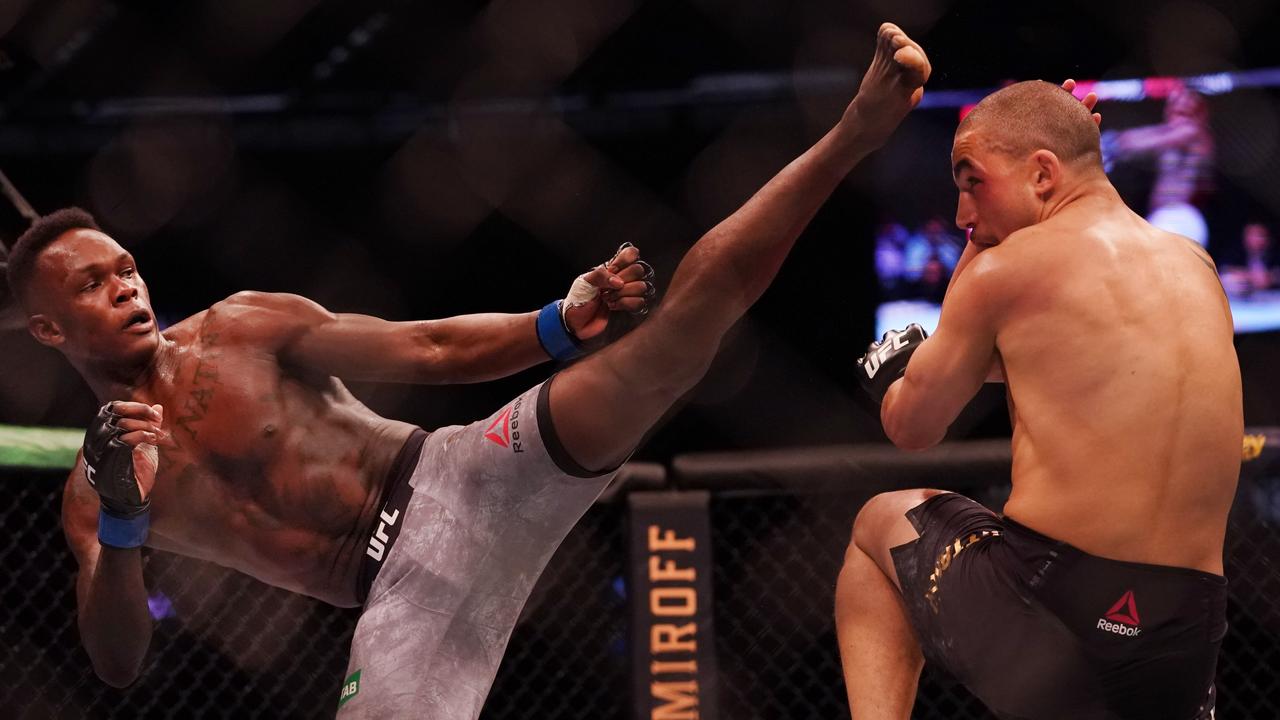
[993, 197, 1242, 574]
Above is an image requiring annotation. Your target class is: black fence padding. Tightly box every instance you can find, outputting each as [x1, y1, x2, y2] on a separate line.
[673, 441, 1013, 493]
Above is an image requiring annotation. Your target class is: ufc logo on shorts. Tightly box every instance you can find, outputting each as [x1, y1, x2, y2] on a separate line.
[365, 508, 400, 561]
[863, 333, 908, 379]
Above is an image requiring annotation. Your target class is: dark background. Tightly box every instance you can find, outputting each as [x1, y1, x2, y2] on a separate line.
[4, 3, 1280, 719]
[2, 0, 1279, 458]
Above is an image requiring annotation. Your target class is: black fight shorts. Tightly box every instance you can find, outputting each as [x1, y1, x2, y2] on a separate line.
[890, 492, 1227, 720]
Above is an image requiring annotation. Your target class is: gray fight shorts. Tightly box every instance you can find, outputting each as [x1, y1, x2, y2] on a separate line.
[336, 379, 618, 719]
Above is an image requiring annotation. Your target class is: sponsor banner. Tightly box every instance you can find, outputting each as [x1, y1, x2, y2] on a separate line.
[629, 491, 719, 720]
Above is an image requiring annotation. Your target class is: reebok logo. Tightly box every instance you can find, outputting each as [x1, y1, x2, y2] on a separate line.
[484, 407, 512, 447]
[1105, 590, 1141, 625]
[365, 508, 400, 562]
[1097, 590, 1142, 637]
[862, 333, 908, 379]
[482, 396, 525, 453]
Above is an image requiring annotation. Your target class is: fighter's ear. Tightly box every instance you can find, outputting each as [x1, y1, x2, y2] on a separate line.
[1029, 149, 1061, 198]
[28, 313, 65, 348]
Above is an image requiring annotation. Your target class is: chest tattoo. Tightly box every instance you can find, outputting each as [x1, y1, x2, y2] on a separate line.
[174, 314, 224, 442]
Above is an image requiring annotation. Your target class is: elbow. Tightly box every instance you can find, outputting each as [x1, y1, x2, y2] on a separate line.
[887, 426, 942, 452]
[80, 620, 148, 688]
[884, 414, 943, 452]
[93, 659, 142, 689]
[410, 322, 456, 384]
[881, 392, 945, 452]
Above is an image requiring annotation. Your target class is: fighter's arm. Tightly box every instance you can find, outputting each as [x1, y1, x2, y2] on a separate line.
[253, 287, 633, 386]
[225, 245, 652, 384]
[272, 298, 553, 385]
[63, 457, 153, 688]
[944, 239, 1005, 383]
[881, 252, 1004, 450]
[943, 239, 983, 299]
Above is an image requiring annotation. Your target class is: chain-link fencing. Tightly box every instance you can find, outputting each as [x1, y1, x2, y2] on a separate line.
[708, 477, 1280, 719]
[3, 456, 1279, 719]
[0, 467, 629, 720]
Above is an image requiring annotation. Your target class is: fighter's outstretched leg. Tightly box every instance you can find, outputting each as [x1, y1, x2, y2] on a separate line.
[549, 23, 931, 471]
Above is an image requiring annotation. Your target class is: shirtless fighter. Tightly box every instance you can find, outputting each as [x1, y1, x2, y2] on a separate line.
[838, 81, 1239, 719]
[9, 23, 930, 719]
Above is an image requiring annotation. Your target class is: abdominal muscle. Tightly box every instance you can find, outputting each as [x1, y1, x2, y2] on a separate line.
[143, 405, 418, 608]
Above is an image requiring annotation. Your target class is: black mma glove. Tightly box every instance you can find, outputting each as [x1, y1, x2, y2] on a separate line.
[857, 324, 928, 404]
[83, 403, 151, 549]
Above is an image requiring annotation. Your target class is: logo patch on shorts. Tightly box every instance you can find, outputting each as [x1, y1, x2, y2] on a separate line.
[923, 529, 1001, 613]
[482, 396, 525, 453]
[338, 669, 361, 708]
[484, 407, 513, 448]
[1097, 590, 1142, 637]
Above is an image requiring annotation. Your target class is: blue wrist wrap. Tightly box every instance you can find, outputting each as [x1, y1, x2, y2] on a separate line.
[98, 508, 150, 549]
[536, 300, 583, 363]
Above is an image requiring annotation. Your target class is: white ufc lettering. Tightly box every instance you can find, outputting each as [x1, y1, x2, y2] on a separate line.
[863, 333, 908, 379]
[365, 508, 401, 561]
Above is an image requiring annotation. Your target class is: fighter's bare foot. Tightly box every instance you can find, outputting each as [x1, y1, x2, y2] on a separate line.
[843, 23, 931, 147]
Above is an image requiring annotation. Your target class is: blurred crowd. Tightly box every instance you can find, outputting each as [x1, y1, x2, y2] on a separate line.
[874, 84, 1279, 309]
[1223, 222, 1280, 297]
[874, 218, 964, 303]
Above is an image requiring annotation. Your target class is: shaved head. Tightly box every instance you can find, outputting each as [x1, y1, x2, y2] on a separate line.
[958, 80, 1102, 168]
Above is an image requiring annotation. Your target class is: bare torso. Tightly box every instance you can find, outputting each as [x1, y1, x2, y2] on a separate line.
[994, 200, 1241, 574]
[66, 298, 418, 607]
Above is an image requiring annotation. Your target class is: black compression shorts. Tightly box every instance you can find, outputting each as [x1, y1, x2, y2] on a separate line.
[890, 492, 1227, 720]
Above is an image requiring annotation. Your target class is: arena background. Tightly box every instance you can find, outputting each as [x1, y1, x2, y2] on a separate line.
[2, 1, 1280, 718]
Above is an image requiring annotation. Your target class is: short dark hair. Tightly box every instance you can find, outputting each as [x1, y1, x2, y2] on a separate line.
[957, 80, 1102, 167]
[4, 207, 102, 310]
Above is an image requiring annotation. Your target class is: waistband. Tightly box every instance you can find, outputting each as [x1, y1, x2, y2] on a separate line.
[1001, 515, 1228, 586]
[355, 428, 428, 605]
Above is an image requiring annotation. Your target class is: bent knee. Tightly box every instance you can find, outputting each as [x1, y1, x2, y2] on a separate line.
[850, 488, 947, 555]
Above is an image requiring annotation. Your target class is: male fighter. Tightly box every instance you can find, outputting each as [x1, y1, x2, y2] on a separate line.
[838, 80, 1239, 719]
[9, 22, 930, 720]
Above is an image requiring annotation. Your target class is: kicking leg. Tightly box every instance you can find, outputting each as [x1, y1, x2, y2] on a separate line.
[548, 23, 931, 472]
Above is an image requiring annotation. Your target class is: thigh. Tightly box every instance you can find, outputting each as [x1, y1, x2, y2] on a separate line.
[339, 582, 477, 719]
[339, 578, 526, 720]
[410, 381, 617, 550]
[341, 381, 620, 720]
